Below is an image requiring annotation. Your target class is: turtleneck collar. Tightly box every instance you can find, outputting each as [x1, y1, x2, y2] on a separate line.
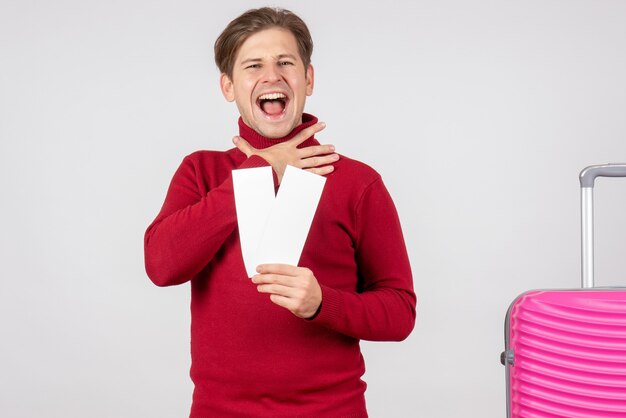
[238, 113, 320, 150]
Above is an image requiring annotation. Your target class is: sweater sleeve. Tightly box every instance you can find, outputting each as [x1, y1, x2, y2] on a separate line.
[144, 153, 268, 287]
[311, 178, 417, 341]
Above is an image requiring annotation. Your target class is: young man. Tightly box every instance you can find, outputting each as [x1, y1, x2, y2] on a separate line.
[144, 7, 416, 418]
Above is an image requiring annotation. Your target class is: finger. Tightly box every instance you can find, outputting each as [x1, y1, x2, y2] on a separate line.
[304, 165, 335, 176]
[256, 263, 302, 276]
[298, 144, 336, 159]
[232, 136, 256, 157]
[268, 294, 293, 310]
[251, 273, 296, 286]
[300, 153, 339, 169]
[287, 122, 326, 147]
[269, 293, 318, 319]
[256, 283, 295, 296]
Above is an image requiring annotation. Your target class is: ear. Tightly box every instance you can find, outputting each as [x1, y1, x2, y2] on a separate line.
[305, 64, 314, 96]
[220, 73, 235, 102]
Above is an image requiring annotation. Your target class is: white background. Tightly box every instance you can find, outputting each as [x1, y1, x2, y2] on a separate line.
[1, 1, 626, 417]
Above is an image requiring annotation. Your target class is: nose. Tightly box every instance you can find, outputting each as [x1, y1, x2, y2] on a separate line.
[262, 64, 281, 83]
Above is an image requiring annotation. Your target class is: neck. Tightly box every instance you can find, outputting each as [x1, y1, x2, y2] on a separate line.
[238, 113, 319, 150]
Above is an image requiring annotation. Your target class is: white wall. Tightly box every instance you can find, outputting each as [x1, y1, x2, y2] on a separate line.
[1, 1, 626, 417]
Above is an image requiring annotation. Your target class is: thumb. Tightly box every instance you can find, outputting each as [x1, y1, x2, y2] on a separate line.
[233, 136, 255, 157]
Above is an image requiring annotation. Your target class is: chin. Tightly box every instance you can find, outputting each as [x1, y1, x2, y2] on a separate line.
[261, 128, 291, 139]
[258, 121, 298, 139]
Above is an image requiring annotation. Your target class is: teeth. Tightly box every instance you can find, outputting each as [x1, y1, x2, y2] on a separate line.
[258, 92, 286, 100]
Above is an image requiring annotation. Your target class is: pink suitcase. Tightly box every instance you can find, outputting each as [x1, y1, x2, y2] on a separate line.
[501, 164, 626, 418]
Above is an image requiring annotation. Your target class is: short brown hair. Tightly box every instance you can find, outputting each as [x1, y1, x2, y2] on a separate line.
[214, 7, 313, 78]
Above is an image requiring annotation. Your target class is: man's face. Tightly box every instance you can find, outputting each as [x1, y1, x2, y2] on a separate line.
[220, 27, 314, 138]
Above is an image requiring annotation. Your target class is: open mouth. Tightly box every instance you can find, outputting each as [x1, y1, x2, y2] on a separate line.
[257, 92, 288, 118]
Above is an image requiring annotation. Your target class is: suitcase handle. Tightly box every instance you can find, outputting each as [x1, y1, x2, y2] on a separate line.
[580, 164, 626, 187]
[579, 163, 626, 288]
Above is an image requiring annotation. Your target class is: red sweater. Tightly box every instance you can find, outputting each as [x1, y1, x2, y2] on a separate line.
[144, 114, 416, 418]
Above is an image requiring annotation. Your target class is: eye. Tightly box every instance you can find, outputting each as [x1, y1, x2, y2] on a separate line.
[279, 61, 294, 66]
[245, 64, 261, 70]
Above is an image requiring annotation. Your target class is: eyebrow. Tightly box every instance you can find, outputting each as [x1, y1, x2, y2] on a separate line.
[240, 58, 262, 66]
[240, 54, 298, 66]
[276, 54, 297, 61]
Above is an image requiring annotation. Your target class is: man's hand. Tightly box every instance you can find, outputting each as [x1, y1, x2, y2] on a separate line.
[233, 122, 339, 184]
[252, 264, 322, 319]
